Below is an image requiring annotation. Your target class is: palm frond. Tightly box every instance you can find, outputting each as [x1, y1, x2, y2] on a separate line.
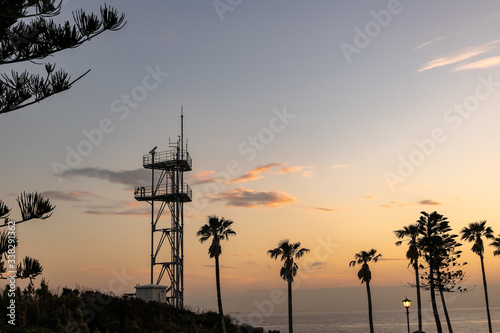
[490, 236, 500, 257]
[197, 215, 236, 258]
[350, 249, 381, 283]
[268, 239, 308, 282]
[460, 220, 493, 256]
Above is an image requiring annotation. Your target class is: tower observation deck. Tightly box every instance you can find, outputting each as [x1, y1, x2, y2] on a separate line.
[134, 112, 191, 308]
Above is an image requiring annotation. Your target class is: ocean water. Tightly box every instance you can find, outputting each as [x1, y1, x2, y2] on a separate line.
[234, 307, 500, 333]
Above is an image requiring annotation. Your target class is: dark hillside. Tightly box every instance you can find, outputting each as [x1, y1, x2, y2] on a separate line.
[0, 281, 257, 333]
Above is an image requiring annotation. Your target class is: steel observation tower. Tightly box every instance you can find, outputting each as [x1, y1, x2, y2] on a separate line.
[134, 111, 191, 308]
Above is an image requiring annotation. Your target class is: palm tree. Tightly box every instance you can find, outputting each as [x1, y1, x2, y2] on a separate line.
[460, 220, 494, 333]
[491, 234, 500, 257]
[394, 223, 423, 332]
[349, 249, 382, 333]
[268, 240, 309, 333]
[197, 215, 236, 333]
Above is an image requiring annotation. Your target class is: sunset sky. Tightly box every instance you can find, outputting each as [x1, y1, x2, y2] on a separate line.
[1, 0, 500, 315]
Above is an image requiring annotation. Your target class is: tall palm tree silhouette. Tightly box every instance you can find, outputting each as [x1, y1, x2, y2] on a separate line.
[197, 215, 236, 333]
[460, 220, 494, 333]
[268, 239, 309, 333]
[349, 249, 382, 333]
[394, 223, 424, 332]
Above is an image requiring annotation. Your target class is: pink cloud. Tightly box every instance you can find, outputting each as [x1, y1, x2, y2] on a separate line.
[418, 40, 500, 72]
[453, 55, 500, 71]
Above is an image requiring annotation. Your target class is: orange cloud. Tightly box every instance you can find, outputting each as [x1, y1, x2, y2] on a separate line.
[278, 165, 314, 178]
[193, 163, 313, 186]
[278, 166, 303, 173]
[418, 40, 500, 72]
[230, 163, 285, 183]
[229, 163, 313, 183]
[190, 170, 225, 184]
[333, 164, 349, 169]
[195, 170, 216, 177]
[210, 187, 296, 208]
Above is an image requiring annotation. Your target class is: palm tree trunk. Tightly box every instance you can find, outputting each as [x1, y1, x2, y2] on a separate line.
[480, 254, 493, 333]
[215, 255, 227, 333]
[429, 265, 443, 333]
[366, 280, 374, 333]
[288, 280, 293, 333]
[439, 285, 453, 333]
[414, 260, 423, 332]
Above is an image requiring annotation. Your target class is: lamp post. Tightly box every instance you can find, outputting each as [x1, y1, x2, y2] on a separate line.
[402, 297, 411, 333]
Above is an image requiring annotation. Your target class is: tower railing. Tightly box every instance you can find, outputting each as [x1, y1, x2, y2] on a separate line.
[142, 149, 192, 171]
[134, 183, 192, 202]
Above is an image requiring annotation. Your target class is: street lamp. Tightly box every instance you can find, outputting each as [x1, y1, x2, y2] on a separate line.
[402, 297, 411, 333]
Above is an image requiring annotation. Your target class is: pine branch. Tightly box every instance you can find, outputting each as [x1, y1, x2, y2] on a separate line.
[0, 66, 90, 115]
[0, 201, 11, 223]
[1, 4, 125, 65]
[0, 2, 125, 114]
[16, 191, 55, 223]
[0, 0, 61, 20]
[16, 256, 43, 281]
[0, 192, 57, 230]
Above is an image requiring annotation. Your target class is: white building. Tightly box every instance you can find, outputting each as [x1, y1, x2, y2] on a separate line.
[134, 284, 168, 303]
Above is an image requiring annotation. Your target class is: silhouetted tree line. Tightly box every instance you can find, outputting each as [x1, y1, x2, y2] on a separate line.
[394, 211, 500, 333]
[0, 279, 259, 332]
[198, 213, 500, 333]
